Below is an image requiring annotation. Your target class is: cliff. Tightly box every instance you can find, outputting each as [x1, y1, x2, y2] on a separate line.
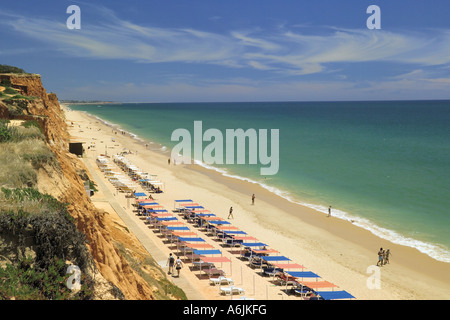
[0, 73, 177, 300]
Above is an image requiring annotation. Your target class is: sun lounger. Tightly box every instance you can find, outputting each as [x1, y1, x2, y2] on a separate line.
[219, 286, 245, 296]
[249, 257, 269, 269]
[202, 268, 225, 277]
[262, 267, 283, 277]
[292, 285, 313, 296]
[209, 276, 234, 286]
[276, 272, 297, 286]
[222, 238, 243, 247]
[193, 260, 215, 269]
[240, 251, 254, 261]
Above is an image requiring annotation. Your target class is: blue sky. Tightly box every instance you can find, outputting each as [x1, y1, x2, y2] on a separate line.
[1, 0, 449, 102]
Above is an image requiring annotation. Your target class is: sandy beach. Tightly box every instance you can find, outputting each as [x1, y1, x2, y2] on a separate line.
[64, 105, 450, 300]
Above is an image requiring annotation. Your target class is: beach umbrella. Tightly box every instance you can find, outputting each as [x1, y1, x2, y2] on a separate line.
[315, 290, 355, 300]
[166, 226, 190, 231]
[192, 249, 222, 264]
[134, 192, 147, 197]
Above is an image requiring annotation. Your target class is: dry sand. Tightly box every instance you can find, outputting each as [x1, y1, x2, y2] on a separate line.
[64, 105, 450, 300]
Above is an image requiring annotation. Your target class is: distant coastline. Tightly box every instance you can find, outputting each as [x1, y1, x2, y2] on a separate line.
[60, 100, 121, 105]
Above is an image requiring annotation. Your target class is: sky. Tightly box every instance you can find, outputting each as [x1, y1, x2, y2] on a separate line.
[1, 0, 450, 102]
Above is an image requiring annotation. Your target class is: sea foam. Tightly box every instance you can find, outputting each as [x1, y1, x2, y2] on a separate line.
[192, 159, 450, 263]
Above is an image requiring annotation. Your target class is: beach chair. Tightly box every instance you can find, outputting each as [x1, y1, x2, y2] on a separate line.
[192, 260, 215, 269]
[222, 238, 243, 247]
[276, 272, 297, 286]
[262, 267, 283, 278]
[291, 282, 313, 297]
[240, 251, 253, 261]
[209, 276, 234, 286]
[249, 257, 268, 269]
[203, 268, 225, 278]
[219, 286, 245, 296]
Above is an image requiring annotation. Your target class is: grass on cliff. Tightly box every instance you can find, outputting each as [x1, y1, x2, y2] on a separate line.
[0, 64, 26, 74]
[114, 242, 187, 300]
[0, 122, 58, 188]
[0, 188, 95, 300]
[0, 83, 36, 106]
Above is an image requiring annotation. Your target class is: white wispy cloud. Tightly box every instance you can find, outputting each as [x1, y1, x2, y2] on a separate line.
[0, 9, 242, 64]
[1, 7, 450, 78]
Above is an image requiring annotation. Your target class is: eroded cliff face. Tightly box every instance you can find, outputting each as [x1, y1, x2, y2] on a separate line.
[3, 74, 162, 300]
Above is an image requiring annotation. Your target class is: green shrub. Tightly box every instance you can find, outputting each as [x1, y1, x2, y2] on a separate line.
[0, 123, 44, 143]
[0, 78, 11, 87]
[0, 64, 26, 73]
[0, 255, 93, 300]
[0, 136, 56, 188]
[18, 139, 56, 168]
[0, 187, 68, 217]
[4, 94, 34, 101]
[0, 123, 12, 143]
[89, 180, 98, 193]
[0, 152, 37, 188]
[3, 87, 18, 95]
[9, 126, 44, 142]
[21, 120, 43, 133]
[0, 140, 46, 188]
[0, 123, 12, 142]
[0, 188, 95, 300]
[3, 99, 28, 115]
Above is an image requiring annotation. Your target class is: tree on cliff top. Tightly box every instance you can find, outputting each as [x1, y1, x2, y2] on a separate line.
[0, 64, 26, 74]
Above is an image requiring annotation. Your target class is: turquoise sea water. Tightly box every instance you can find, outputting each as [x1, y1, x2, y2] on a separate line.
[69, 100, 450, 263]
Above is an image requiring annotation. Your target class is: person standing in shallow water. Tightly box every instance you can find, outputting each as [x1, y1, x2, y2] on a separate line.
[328, 206, 332, 217]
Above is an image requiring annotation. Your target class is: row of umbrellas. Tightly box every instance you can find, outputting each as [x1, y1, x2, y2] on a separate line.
[171, 199, 355, 300]
[103, 154, 355, 300]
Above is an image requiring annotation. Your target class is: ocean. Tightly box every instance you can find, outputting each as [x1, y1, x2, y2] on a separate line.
[68, 100, 450, 263]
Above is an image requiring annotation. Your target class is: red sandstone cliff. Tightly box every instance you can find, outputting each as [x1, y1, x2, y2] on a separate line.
[1, 73, 175, 300]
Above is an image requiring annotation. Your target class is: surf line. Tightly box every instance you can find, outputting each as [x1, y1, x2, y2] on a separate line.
[171, 120, 279, 175]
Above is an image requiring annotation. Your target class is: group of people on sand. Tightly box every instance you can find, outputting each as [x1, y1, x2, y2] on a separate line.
[376, 247, 392, 266]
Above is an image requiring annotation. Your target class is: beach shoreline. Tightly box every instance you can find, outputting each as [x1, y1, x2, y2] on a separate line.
[63, 105, 450, 300]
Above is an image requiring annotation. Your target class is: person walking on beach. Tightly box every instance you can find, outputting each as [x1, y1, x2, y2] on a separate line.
[328, 206, 332, 217]
[252, 194, 255, 205]
[175, 256, 183, 277]
[228, 206, 234, 219]
[377, 248, 384, 266]
[166, 253, 175, 274]
[384, 249, 391, 265]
